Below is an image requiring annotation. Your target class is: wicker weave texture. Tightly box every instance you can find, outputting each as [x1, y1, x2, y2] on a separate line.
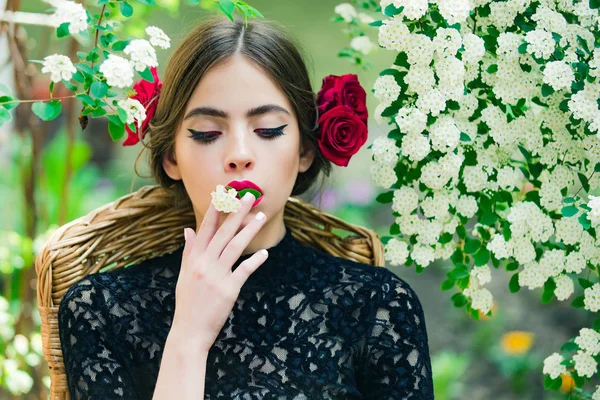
[35, 185, 384, 399]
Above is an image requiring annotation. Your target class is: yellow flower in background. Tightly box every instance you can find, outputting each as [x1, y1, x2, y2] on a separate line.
[560, 373, 575, 394]
[501, 331, 535, 355]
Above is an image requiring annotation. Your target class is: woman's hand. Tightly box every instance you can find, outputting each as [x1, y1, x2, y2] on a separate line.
[170, 192, 268, 353]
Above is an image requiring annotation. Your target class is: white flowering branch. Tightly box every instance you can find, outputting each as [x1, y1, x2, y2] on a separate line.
[332, 0, 600, 397]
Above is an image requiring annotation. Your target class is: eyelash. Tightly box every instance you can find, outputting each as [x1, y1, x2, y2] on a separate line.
[187, 124, 288, 144]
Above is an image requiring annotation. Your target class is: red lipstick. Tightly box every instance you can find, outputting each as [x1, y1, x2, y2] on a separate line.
[226, 180, 264, 207]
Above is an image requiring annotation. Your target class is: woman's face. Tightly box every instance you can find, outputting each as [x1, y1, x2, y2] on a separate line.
[163, 54, 315, 242]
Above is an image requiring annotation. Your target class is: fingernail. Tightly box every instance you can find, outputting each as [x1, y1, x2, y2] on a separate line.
[255, 212, 265, 220]
[243, 192, 255, 202]
[260, 249, 268, 256]
[184, 228, 190, 242]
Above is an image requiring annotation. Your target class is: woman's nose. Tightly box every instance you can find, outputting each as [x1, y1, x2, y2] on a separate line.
[224, 132, 254, 172]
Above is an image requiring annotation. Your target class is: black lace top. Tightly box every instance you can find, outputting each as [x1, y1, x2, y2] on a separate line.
[58, 225, 434, 399]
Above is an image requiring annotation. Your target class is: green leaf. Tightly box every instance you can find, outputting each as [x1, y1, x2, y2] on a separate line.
[593, 317, 600, 331]
[480, 213, 498, 226]
[76, 94, 95, 107]
[561, 205, 579, 217]
[0, 107, 12, 125]
[389, 223, 400, 235]
[138, 67, 155, 83]
[578, 278, 593, 289]
[439, 232, 453, 244]
[561, 339, 580, 352]
[57, 22, 70, 38]
[112, 40, 131, 52]
[231, 187, 262, 200]
[541, 84, 555, 97]
[542, 279, 556, 304]
[506, 261, 519, 271]
[591, 0, 600, 9]
[368, 20, 383, 27]
[108, 120, 125, 141]
[449, 265, 469, 280]
[460, 132, 471, 141]
[0, 95, 17, 110]
[74, 63, 94, 77]
[32, 100, 61, 121]
[579, 213, 591, 230]
[487, 64, 498, 73]
[474, 249, 490, 266]
[509, 273, 520, 293]
[578, 172, 590, 192]
[518, 42, 528, 54]
[117, 107, 129, 124]
[376, 191, 394, 203]
[91, 81, 108, 98]
[120, 1, 133, 17]
[384, 4, 404, 16]
[451, 293, 468, 307]
[571, 295, 585, 308]
[464, 237, 481, 254]
[441, 279, 455, 291]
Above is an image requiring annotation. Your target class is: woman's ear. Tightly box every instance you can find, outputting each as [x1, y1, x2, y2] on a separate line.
[298, 140, 315, 173]
[162, 149, 182, 180]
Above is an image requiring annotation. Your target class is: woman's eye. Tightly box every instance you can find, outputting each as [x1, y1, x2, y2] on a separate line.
[187, 124, 288, 144]
[255, 124, 288, 140]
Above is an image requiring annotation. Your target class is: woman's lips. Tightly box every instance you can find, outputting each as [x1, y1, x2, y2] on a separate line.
[226, 180, 264, 207]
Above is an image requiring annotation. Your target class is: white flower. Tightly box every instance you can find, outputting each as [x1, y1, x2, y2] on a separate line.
[99, 54, 134, 88]
[378, 18, 411, 51]
[411, 244, 435, 267]
[373, 75, 402, 104]
[565, 251, 586, 274]
[351, 36, 376, 55]
[465, 287, 493, 314]
[487, 234, 512, 260]
[573, 350, 597, 378]
[588, 195, 600, 227]
[384, 238, 410, 266]
[117, 98, 146, 128]
[47, 0, 88, 35]
[41, 54, 76, 83]
[370, 162, 397, 189]
[145, 26, 171, 49]
[525, 29, 555, 59]
[392, 186, 419, 215]
[543, 61, 575, 91]
[357, 13, 375, 24]
[429, 116, 461, 153]
[211, 185, 241, 213]
[416, 88, 446, 116]
[381, 0, 428, 20]
[438, 0, 472, 25]
[555, 217, 583, 246]
[543, 353, 567, 379]
[575, 328, 600, 356]
[371, 136, 400, 165]
[471, 265, 491, 286]
[334, 3, 357, 22]
[123, 39, 158, 72]
[456, 195, 478, 219]
[395, 106, 427, 135]
[401, 133, 431, 162]
[554, 275, 574, 301]
[594, 385, 600, 400]
[585, 283, 600, 312]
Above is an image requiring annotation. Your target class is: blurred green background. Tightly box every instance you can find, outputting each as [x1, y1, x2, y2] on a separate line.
[0, 1, 594, 399]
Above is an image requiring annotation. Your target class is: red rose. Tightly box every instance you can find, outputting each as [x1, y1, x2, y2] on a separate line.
[317, 105, 368, 167]
[123, 66, 162, 146]
[316, 74, 368, 124]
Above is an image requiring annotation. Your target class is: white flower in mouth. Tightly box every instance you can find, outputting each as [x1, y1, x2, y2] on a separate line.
[211, 185, 241, 213]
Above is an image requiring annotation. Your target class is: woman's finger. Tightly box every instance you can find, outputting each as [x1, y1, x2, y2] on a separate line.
[205, 192, 256, 258]
[229, 249, 269, 290]
[218, 211, 267, 267]
[193, 200, 220, 255]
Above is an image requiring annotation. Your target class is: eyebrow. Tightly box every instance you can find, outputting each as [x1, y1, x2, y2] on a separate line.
[183, 104, 291, 120]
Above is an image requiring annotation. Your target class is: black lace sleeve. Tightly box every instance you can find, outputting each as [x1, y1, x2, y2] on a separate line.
[58, 277, 138, 399]
[356, 273, 434, 399]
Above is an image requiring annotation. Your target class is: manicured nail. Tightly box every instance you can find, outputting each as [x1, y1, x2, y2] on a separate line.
[255, 212, 265, 220]
[260, 249, 268, 256]
[243, 192, 255, 202]
[184, 228, 190, 242]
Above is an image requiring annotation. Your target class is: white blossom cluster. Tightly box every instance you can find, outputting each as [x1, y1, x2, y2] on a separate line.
[41, 54, 77, 83]
[364, 0, 600, 388]
[117, 98, 146, 129]
[99, 27, 170, 88]
[45, 0, 88, 35]
[210, 185, 241, 213]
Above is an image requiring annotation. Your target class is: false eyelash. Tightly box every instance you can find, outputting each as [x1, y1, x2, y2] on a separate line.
[187, 124, 288, 143]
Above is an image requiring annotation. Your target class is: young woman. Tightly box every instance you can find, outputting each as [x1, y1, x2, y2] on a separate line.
[58, 16, 434, 400]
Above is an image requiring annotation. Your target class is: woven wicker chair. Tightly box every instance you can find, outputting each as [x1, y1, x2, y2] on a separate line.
[35, 184, 385, 400]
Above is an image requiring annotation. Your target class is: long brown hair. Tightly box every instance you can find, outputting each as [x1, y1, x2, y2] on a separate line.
[135, 16, 332, 206]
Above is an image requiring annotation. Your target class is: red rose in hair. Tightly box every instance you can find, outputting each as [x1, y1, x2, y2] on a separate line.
[123, 66, 162, 146]
[316, 74, 368, 124]
[317, 105, 368, 167]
